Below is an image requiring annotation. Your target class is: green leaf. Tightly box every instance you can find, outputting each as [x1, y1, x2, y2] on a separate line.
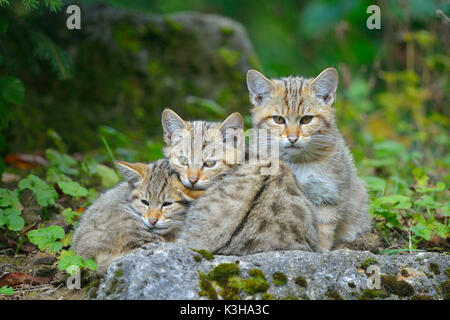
[58, 254, 84, 271]
[0, 286, 14, 296]
[84, 258, 98, 271]
[18, 175, 58, 207]
[379, 194, 412, 209]
[414, 196, 442, 209]
[412, 168, 429, 187]
[0, 77, 25, 104]
[4, 209, 24, 231]
[57, 181, 88, 198]
[373, 141, 406, 159]
[0, 188, 22, 210]
[410, 225, 431, 241]
[27, 225, 65, 253]
[45, 149, 78, 176]
[61, 208, 81, 225]
[364, 176, 386, 192]
[96, 164, 119, 188]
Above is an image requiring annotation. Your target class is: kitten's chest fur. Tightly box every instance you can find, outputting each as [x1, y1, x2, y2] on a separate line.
[289, 161, 339, 206]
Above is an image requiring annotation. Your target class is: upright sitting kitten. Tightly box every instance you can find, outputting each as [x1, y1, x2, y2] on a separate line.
[175, 159, 319, 255]
[72, 159, 203, 273]
[246, 67, 371, 250]
[161, 108, 244, 190]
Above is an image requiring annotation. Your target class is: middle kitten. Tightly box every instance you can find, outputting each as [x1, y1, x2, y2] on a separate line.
[162, 108, 244, 190]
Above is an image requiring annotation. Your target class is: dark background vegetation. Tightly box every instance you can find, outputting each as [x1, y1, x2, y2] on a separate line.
[0, 0, 448, 298]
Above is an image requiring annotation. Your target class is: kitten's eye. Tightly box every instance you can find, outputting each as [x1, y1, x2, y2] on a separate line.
[272, 115, 286, 124]
[161, 202, 173, 208]
[178, 156, 188, 166]
[300, 115, 313, 125]
[203, 160, 216, 168]
[141, 199, 150, 206]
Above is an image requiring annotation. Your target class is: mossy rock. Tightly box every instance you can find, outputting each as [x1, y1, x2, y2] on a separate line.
[272, 272, 288, 286]
[295, 276, 307, 288]
[359, 289, 390, 300]
[429, 262, 440, 276]
[358, 258, 379, 271]
[381, 275, 415, 297]
[6, 6, 258, 152]
[440, 280, 450, 300]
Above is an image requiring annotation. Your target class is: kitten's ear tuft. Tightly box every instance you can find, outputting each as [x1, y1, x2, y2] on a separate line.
[311, 67, 338, 105]
[161, 108, 187, 144]
[114, 161, 148, 185]
[218, 112, 244, 142]
[246, 69, 275, 106]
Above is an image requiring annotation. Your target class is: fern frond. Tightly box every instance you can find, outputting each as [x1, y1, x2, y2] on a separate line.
[22, 0, 39, 10]
[30, 31, 74, 80]
[0, 0, 10, 8]
[43, 0, 63, 12]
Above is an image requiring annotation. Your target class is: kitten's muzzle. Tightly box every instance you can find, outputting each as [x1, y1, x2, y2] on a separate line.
[287, 135, 299, 144]
[188, 176, 199, 186]
[148, 217, 158, 225]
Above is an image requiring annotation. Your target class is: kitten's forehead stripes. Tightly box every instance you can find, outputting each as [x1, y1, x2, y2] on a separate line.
[277, 76, 308, 115]
[143, 160, 177, 203]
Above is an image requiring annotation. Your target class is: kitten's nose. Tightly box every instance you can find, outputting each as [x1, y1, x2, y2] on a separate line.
[188, 176, 199, 185]
[148, 218, 158, 225]
[288, 135, 299, 144]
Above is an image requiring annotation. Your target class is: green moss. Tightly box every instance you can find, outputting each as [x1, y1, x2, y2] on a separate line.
[326, 289, 344, 300]
[114, 269, 123, 278]
[248, 268, 266, 279]
[229, 275, 269, 295]
[261, 293, 274, 300]
[347, 281, 356, 289]
[359, 289, 390, 300]
[295, 276, 307, 288]
[218, 47, 241, 67]
[429, 262, 440, 276]
[411, 295, 433, 300]
[191, 249, 214, 261]
[220, 26, 235, 36]
[283, 295, 299, 300]
[381, 275, 415, 297]
[440, 280, 450, 300]
[193, 255, 202, 263]
[272, 272, 288, 286]
[164, 17, 182, 32]
[208, 263, 241, 285]
[358, 258, 379, 270]
[445, 268, 450, 277]
[198, 272, 218, 300]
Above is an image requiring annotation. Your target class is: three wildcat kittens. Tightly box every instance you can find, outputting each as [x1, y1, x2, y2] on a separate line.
[73, 67, 371, 273]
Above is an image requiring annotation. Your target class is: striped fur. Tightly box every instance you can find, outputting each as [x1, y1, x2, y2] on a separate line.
[72, 159, 203, 273]
[175, 160, 319, 255]
[162, 109, 244, 190]
[247, 68, 371, 250]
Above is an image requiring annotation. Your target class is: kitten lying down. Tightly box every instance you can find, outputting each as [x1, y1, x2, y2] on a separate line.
[71, 159, 203, 274]
[175, 159, 320, 255]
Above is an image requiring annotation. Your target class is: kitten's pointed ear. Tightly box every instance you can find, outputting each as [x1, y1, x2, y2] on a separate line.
[218, 112, 244, 142]
[246, 69, 275, 106]
[162, 108, 187, 144]
[114, 161, 148, 186]
[311, 67, 338, 105]
[219, 112, 244, 133]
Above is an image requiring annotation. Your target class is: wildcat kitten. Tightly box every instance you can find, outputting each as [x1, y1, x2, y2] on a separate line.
[246, 67, 371, 250]
[72, 159, 203, 273]
[175, 159, 319, 255]
[161, 108, 244, 190]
